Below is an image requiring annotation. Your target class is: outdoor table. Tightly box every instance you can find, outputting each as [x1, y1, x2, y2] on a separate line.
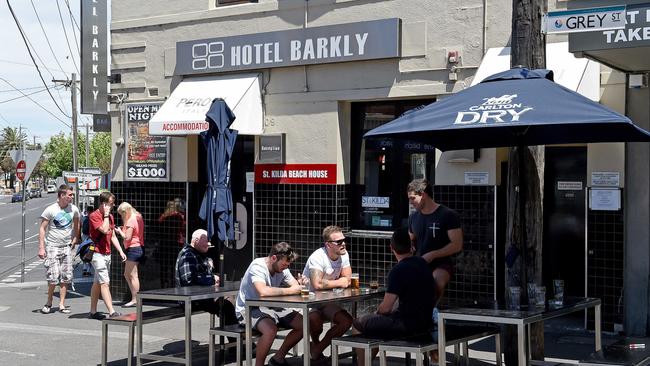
[438, 296, 601, 366]
[244, 287, 385, 366]
[136, 281, 240, 366]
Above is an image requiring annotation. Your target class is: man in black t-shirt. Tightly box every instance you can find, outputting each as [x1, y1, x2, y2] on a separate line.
[352, 228, 437, 366]
[407, 178, 463, 298]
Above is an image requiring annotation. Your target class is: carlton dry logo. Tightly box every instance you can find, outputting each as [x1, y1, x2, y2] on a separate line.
[454, 94, 534, 125]
[554, 19, 564, 28]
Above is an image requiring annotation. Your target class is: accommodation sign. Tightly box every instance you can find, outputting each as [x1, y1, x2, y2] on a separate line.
[570, 3, 650, 50]
[175, 18, 400, 75]
[255, 164, 336, 185]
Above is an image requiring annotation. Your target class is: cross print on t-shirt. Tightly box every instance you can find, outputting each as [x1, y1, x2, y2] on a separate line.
[429, 222, 440, 238]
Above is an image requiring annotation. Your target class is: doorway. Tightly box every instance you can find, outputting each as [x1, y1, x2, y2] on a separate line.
[543, 146, 587, 301]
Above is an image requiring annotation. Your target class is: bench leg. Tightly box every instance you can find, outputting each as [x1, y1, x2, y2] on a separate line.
[128, 324, 134, 366]
[332, 343, 339, 366]
[462, 341, 469, 364]
[453, 343, 460, 364]
[495, 333, 502, 366]
[379, 349, 387, 366]
[236, 334, 242, 366]
[209, 333, 215, 366]
[365, 346, 371, 366]
[101, 322, 108, 366]
[415, 351, 424, 366]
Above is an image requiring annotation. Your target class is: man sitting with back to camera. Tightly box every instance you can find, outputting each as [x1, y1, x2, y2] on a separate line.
[301, 225, 353, 361]
[352, 227, 438, 366]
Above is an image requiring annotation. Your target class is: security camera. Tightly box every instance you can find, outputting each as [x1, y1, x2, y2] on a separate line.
[115, 137, 125, 147]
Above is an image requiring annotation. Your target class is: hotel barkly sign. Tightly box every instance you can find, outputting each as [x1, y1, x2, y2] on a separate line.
[175, 18, 400, 75]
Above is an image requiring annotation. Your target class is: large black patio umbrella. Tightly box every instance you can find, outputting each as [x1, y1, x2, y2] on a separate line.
[199, 98, 238, 280]
[365, 68, 650, 298]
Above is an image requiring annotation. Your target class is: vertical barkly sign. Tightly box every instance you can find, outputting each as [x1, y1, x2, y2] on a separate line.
[81, 0, 108, 114]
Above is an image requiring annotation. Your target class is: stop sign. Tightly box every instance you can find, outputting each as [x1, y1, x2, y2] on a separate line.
[16, 160, 26, 181]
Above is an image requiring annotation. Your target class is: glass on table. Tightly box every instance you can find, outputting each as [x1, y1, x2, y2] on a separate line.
[369, 280, 379, 289]
[508, 286, 521, 310]
[350, 273, 360, 289]
[535, 286, 546, 307]
[553, 279, 564, 304]
[300, 285, 310, 296]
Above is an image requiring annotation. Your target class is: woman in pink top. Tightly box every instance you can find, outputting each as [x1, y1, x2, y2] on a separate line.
[116, 202, 145, 307]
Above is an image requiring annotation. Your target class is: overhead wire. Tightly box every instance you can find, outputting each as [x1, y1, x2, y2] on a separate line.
[0, 85, 63, 104]
[0, 77, 71, 129]
[55, 0, 79, 74]
[29, 0, 70, 116]
[61, 0, 80, 55]
[63, 0, 81, 31]
[6, 0, 71, 118]
[0, 58, 72, 74]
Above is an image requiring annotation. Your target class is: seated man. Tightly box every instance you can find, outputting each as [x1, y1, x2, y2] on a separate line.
[353, 227, 438, 366]
[235, 242, 304, 366]
[302, 225, 353, 361]
[174, 229, 237, 327]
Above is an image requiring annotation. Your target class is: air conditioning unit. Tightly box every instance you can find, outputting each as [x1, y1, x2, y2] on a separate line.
[629, 74, 648, 88]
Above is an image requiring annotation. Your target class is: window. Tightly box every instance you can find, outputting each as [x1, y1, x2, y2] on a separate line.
[217, 0, 257, 5]
[351, 100, 436, 230]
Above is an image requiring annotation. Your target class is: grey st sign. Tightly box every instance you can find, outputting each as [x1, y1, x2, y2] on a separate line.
[176, 18, 400, 75]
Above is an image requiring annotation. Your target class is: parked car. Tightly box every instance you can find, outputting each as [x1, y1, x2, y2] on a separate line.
[11, 192, 29, 203]
[29, 188, 42, 198]
[46, 185, 56, 194]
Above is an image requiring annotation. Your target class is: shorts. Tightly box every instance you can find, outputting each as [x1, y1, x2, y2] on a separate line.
[353, 313, 408, 339]
[311, 303, 349, 322]
[44, 246, 72, 284]
[91, 253, 112, 284]
[126, 246, 144, 262]
[431, 260, 454, 277]
[238, 306, 299, 330]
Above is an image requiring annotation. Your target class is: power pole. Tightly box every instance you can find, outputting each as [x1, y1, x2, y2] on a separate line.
[19, 124, 26, 283]
[53, 73, 79, 206]
[504, 0, 547, 363]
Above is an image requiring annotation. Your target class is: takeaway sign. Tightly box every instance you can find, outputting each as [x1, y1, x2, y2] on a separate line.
[175, 18, 400, 75]
[570, 3, 650, 50]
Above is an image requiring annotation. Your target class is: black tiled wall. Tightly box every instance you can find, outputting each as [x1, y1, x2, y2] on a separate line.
[587, 203, 624, 332]
[110, 181, 191, 301]
[253, 183, 496, 308]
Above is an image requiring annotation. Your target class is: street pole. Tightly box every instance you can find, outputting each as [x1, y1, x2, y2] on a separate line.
[71, 73, 79, 208]
[20, 125, 26, 283]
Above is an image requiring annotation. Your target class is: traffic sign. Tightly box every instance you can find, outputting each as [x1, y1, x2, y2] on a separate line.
[16, 160, 26, 181]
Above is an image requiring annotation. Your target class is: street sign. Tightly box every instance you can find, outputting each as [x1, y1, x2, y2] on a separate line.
[62, 171, 96, 180]
[9, 149, 43, 182]
[544, 5, 626, 34]
[16, 160, 26, 181]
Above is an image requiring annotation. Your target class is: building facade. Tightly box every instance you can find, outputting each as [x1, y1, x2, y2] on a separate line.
[107, 0, 637, 333]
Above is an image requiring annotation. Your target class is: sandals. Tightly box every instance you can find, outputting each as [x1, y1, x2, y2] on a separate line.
[40, 304, 52, 314]
[59, 305, 71, 314]
[122, 301, 137, 308]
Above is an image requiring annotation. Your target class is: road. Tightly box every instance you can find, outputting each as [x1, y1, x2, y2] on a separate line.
[0, 193, 54, 283]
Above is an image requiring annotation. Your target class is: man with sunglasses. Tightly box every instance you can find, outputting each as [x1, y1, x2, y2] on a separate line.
[301, 225, 353, 361]
[235, 242, 304, 366]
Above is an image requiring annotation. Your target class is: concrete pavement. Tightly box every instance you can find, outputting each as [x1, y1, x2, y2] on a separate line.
[0, 264, 627, 366]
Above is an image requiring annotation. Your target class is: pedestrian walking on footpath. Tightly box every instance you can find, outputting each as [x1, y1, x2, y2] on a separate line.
[38, 184, 80, 314]
[115, 202, 145, 307]
[88, 192, 126, 320]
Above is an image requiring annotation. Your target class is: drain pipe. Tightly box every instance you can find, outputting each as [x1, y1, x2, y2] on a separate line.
[303, 0, 309, 92]
[482, 0, 488, 55]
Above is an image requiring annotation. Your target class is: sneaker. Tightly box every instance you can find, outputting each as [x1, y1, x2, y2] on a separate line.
[108, 311, 122, 318]
[40, 304, 52, 314]
[59, 305, 71, 314]
[89, 312, 105, 320]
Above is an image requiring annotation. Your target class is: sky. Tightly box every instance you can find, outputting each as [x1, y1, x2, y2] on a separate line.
[0, 0, 97, 145]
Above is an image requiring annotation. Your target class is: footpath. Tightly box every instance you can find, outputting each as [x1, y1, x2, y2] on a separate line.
[0, 265, 634, 366]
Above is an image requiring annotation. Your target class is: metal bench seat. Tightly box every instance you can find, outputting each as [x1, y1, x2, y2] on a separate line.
[378, 324, 502, 366]
[331, 334, 386, 366]
[101, 307, 206, 366]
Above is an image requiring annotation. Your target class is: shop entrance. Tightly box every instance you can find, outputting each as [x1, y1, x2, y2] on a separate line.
[543, 146, 587, 300]
[199, 135, 255, 282]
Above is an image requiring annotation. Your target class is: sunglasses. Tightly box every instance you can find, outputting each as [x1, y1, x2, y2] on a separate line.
[276, 248, 294, 257]
[328, 238, 347, 246]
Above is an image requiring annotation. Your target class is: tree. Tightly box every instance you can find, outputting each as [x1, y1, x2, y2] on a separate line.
[0, 127, 28, 189]
[90, 132, 111, 174]
[40, 131, 112, 179]
[504, 0, 546, 363]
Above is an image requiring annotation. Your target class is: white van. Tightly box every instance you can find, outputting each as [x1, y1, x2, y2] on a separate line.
[46, 185, 56, 194]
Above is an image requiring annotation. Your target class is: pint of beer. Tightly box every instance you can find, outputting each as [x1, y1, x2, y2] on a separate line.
[301, 286, 310, 296]
[351, 273, 360, 289]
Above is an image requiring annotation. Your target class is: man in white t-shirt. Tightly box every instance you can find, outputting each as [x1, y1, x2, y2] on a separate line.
[235, 242, 304, 366]
[38, 184, 80, 314]
[301, 225, 353, 361]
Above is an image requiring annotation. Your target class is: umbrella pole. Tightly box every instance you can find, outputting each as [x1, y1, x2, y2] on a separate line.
[518, 145, 528, 304]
